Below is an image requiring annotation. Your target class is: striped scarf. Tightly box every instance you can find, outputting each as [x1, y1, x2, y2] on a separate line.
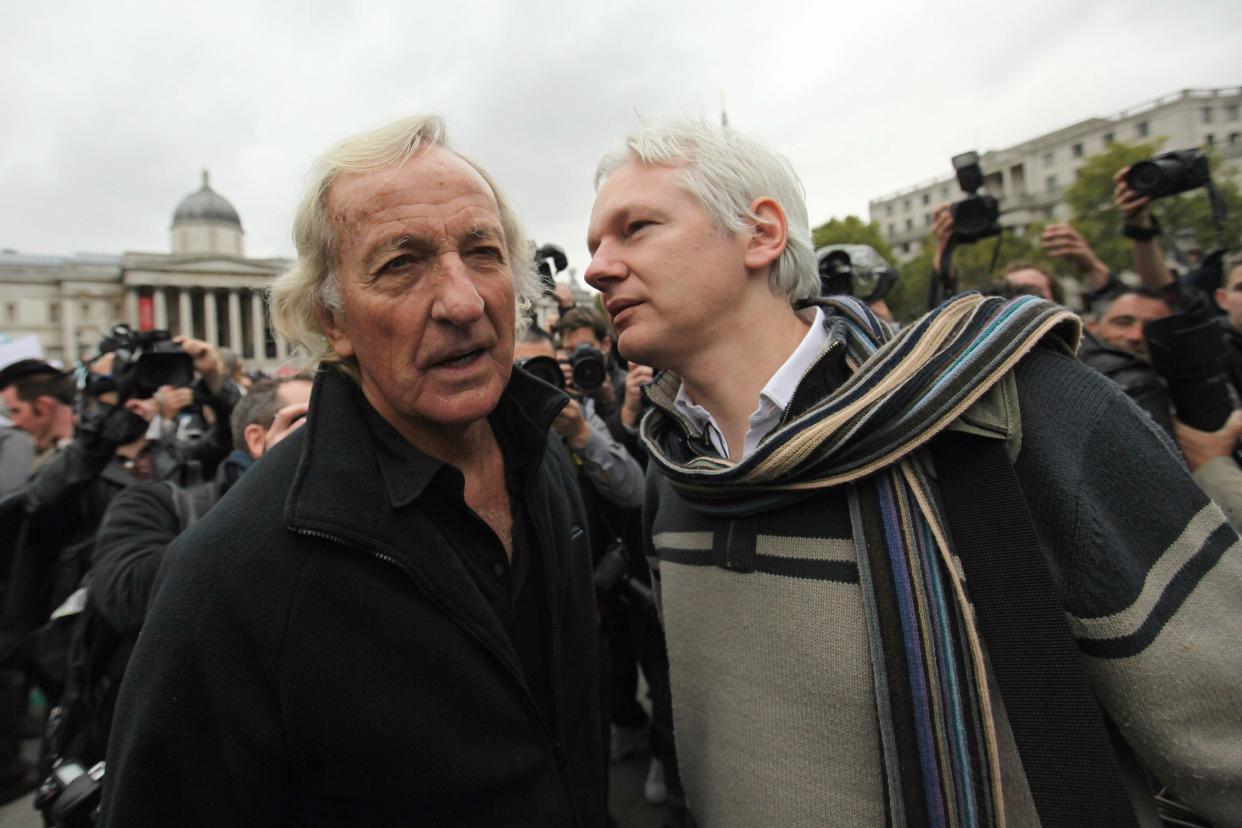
[640, 293, 1081, 827]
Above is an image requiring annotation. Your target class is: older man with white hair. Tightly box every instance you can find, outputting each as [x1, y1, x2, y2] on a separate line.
[99, 116, 606, 827]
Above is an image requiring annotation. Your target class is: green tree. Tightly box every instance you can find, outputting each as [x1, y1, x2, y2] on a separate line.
[810, 215, 895, 261]
[1066, 140, 1242, 272]
[887, 228, 1050, 322]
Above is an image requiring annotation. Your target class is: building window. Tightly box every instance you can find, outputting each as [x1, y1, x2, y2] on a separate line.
[924, 213, 932, 226]
[900, 243, 909, 255]
[887, 223, 895, 237]
[80, 301, 92, 319]
[1202, 107, 1214, 124]
[905, 218, 913, 231]
[1044, 206, 1056, 219]
[1206, 134, 1215, 146]
[903, 199, 911, 212]
[5, 303, 16, 323]
[941, 186, 950, 199]
[1230, 133, 1240, 146]
[1072, 143, 1084, 158]
[921, 193, 930, 205]
[1227, 104, 1239, 121]
[1046, 175, 1057, 193]
[1136, 121, 1150, 138]
[885, 204, 893, 217]
[1042, 151, 1054, 167]
[1103, 131, 1115, 144]
[49, 303, 60, 324]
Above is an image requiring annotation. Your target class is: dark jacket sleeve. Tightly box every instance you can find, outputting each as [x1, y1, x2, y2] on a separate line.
[181, 379, 241, 478]
[98, 521, 295, 827]
[1013, 348, 1242, 824]
[91, 482, 180, 635]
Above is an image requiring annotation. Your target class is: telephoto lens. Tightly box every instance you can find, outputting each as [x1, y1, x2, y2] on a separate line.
[568, 345, 607, 393]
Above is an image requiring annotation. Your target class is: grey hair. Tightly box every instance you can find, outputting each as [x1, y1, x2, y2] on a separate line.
[594, 119, 819, 303]
[268, 114, 538, 374]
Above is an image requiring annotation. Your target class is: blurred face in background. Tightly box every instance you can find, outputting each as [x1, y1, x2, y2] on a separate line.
[1215, 265, 1242, 331]
[1090, 293, 1171, 360]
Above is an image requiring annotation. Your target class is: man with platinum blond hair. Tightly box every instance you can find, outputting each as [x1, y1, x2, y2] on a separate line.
[585, 119, 1242, 826]
[100, 115, 606, 827]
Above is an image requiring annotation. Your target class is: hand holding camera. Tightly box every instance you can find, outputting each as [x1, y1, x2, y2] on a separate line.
[621, 363, 654, 430]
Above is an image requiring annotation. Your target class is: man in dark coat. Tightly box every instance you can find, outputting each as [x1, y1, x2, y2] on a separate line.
[99, 115, 606, 827]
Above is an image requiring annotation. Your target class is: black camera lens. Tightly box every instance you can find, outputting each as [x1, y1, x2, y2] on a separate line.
[516, 356, 565, 390]
[1125, 162, 1164, 195]
[1124, 149, 1210, 200]
[568, 345, 607, 393]
[950, 194, 1002, 243]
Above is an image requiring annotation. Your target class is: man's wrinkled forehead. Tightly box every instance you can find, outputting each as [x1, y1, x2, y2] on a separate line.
[328, 149, 501, 239]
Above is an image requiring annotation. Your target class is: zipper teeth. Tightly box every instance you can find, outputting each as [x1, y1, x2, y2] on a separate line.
[777, 338, 843, 428]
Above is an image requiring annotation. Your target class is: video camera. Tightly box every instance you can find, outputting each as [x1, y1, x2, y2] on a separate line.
[949, 151, 1002, 245]
[816, 244, 898, 302]
[81, 325, 194, 405]
[1125, 149, 1211, 200]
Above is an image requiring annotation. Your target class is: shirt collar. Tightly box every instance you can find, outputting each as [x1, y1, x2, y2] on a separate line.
[672, 307, 828, 459]
[362, 368, 566, 509]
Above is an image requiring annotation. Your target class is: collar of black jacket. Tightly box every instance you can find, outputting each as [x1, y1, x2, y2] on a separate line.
[285, 365, 569, 535]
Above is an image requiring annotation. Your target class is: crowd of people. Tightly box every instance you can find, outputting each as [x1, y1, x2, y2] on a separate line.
[0, 113, 1237, 828]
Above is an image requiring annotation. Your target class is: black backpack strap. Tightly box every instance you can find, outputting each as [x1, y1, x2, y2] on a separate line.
[931, 431, 1140, 828]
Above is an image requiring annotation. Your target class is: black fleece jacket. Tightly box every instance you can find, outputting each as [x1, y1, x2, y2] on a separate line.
[99, 368, 606, 828]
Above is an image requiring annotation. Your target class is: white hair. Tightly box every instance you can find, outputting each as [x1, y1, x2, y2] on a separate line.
[268, 114, 538, 375]
[595, 119, 819, 303]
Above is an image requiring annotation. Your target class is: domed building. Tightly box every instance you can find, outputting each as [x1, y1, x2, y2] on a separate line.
[0, 172, 292, 369]
[171, 171, 245, 257]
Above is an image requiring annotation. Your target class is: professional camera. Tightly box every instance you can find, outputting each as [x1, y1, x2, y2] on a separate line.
[816, 244, 899, 302]
[949, 151, 1001, 244]
[1143, 313, 1234, 432]
[565, 344, 607, 394]
[516, 355, 565, 390]
[34, 759, 104, 828]
[82, 325, 194, 404]
[1125, 149, 1211, 200]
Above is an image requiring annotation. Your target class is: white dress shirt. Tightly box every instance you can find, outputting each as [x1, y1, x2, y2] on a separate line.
[673, 307, 828, 461]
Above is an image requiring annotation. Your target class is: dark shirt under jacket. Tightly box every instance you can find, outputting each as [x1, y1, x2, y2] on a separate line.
[360, 390, 554, 730]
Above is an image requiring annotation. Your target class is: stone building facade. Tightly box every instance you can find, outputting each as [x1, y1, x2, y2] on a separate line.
[869, 87, 1242, 262]
[0, 171, 292, 370]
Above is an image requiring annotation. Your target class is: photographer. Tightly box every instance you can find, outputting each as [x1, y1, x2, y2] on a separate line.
[0, 334, 239, 707]
[931, 205, 1111, 306]
[557, 306, 627, 414]
[514, 326, 642, 509]
[27, 377, 312, 825]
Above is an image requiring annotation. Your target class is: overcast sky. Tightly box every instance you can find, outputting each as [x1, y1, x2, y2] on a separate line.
[1, 0, 1238, 283]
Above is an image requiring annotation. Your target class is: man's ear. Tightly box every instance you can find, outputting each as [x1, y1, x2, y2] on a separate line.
[1216, 287, 1228, 314]
[243, 422, 267, 459]
[318, 304, 354, 360]
[744, 197, 788, 273]
[600, 335, 612, 355]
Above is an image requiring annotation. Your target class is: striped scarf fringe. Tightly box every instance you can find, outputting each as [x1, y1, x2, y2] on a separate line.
[641, 294, 1081, 827]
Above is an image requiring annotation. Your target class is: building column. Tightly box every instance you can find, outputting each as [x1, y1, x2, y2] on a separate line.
[204, 289, 218, 347]
[179, 289, 193, 338]
[250, 291, 266, 361]
[153, 288, 168, 330]
[124, 288, 139, 328]
[227, 289, 242, 353]
[60, 295, 77, 363]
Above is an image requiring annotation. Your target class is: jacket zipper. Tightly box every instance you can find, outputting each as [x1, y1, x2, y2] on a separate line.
[290, 525, 579, 826]
[776, 338, 844, 430]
